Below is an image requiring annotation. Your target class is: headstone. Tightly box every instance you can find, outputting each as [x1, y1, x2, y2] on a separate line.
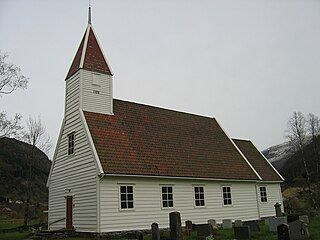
[298, 215, 309, 224]
[185, 220, 192, 237]
[136, 232, 143, 240]
[287, 214, 299, 223]
[151, 223, 160, 240]
[208, 219, 217, 229]
[196, 224, 213, 240]
[234, 220, 243, 227]
[233, 226, 251, 240]
[169, 211, 183, 240]
[269, 217, 288, 232]
[274, 203, 282, 217]
[277, 224, 290, 240]
[243, 220, 260, 232]
[192, 224, 197, 231]
[222, 219, 232, 229]
[288, 220, 309, 240]
[185, 220, 193, 230]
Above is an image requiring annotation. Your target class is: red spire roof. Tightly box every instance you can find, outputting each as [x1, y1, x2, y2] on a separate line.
[66, 25, 113, 80]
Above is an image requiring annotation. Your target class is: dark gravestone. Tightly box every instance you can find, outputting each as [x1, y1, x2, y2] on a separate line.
[169, 211, 183, 240]
[277, 224, 290, 240]
[185, 220, 192, 237]
[288, 220, 309, 240]
[274, 203, 282, 217]
[287, 214, 299, 223]
[234, 226, 251, 240]
[196, 224, 213, 240]
[243, 221, 260, 232]
[185, 220, 193, 230]
[151, 223, 160, 240]
[136, 232, 143, 240]
[192, 224, 197, 231]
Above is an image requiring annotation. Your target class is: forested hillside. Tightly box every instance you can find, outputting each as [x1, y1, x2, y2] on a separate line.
[0, 137, 51, 203]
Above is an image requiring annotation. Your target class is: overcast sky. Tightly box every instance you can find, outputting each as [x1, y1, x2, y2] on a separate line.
[1, 0, 320, 158]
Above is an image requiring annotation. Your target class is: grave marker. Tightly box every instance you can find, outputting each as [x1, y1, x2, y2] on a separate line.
[288, 220, 309, 240]
[277, 224, 290, 240]
[151, 223, 160, 240]
[222, 219, 232, 229]
[169, 211, 183, 240]
[233, 226, 251, 240]
[243, 220, 260, 232]
[196, 224, 213, 240]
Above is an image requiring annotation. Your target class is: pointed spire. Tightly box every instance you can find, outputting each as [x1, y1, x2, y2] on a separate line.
[88, 0, 92, 24]
[65, 25, 113, 80]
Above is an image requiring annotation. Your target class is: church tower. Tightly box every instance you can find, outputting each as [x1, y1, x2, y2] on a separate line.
[65, 5, 113, 116]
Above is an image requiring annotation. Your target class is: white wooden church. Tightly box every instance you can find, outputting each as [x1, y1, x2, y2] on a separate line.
[47, 9, 284, 233]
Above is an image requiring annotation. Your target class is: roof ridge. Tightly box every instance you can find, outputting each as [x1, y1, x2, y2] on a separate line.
[113, 98, 216, 120]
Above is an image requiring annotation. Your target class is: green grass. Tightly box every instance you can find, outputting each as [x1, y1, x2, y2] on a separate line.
[0, 231, 29, 240]
[0, 217, 319, 240]
[309, 216, 320, 240]
[0, 218, 24, 229]
[0, 218, 40, 230]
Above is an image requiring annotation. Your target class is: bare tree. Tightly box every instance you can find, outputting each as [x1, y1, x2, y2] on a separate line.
[0, 50, 28, 137]
[307, 113, 320, 180]
[0, 112, 23, 138]
[285, 112, 317, 209]
[0, 51, 28, 95]
[22, 116, 51, 226]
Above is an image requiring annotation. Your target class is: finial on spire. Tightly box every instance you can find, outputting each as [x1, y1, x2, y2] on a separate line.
[88, 0, 92, 24]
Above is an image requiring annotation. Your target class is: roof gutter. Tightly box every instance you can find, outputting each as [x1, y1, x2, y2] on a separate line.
[99, 173, 265, 183]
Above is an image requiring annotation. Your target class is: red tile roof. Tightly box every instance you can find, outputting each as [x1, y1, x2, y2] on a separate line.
[233, 139, 283, 181]
[66, 25, 112, 80]
[83, 100, 260, 180]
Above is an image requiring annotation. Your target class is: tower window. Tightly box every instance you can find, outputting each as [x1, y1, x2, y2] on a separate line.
[68, 132, 75, 155]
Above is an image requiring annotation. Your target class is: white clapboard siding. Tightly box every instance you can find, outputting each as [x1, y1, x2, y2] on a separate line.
[258, 183, 283, 218]
[80, 69, 113, 115]
[99, 176, 263, 232]
[48, 73, 98, 232]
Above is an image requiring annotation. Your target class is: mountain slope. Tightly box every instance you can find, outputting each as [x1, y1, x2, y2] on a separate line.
[0, 137, 51, 203]
[263, 136, 320, 183]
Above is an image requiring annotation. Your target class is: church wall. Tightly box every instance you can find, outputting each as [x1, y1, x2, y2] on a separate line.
[48, 73, 98, 232]
[257, 183, 283, 218]
[98, 176, 279, 232]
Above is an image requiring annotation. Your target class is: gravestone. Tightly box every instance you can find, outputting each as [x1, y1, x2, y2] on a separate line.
[136, 232, 143, 240]
[234, 220, 243, 227]
[185, 220, 193, 230]
[208, 219, 217, 229]
[233, 226, 251, 240]
[287, 214, 299, 223]
[269, 217, 288, 232]
[151, 223, 160, 240]
[169, 211, 183, 240]
[243, 220, 260, 232]
[222, 219, 232, 229]
[196, 224, 213, 240]
[192, 224, 197, 231]
[298, 215, 309, 224]
[274, 203, 282, 217]
[277, 224, 290, 240]
[288, 220, 309, 240]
